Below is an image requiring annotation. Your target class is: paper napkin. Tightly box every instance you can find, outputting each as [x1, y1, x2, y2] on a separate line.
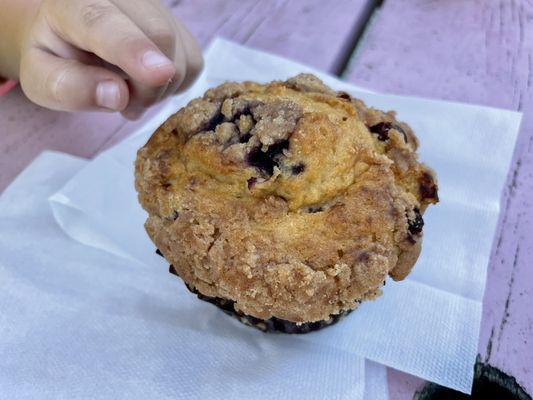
[49, 38, 522, 393]
[0, 151, 390, 400]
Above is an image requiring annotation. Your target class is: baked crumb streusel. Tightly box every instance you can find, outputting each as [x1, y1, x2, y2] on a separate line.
[135, 74, 438, 330]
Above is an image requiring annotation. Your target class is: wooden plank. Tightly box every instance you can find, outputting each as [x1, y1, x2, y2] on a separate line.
[0, 93, 125, 190]
[388, 370, 425, 399]
[0, 0, 372, 193]
[169, 0, 375, 73]
[345, 0, 533, 398]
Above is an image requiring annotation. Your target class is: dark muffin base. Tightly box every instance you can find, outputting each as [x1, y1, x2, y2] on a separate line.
[168, 264, 353, 334]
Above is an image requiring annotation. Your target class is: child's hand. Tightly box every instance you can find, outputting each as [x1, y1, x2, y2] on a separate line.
[2, 0, 203, 119]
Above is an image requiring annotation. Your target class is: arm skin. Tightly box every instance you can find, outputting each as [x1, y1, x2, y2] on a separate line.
[0, 0, 41, 79]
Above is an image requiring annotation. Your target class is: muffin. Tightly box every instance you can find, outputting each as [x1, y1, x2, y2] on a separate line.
[135, 74, 438, 334]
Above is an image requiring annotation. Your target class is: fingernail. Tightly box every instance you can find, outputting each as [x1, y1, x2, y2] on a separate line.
[96, 81, 121, 110]
[142, 50, 173, 70]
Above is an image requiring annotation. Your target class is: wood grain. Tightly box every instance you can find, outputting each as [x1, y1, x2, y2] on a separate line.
[0, 95, 125, 189]
[0, 0, 371, 193]
[168, 0, 375, 73]
[346, 0, 533, 397]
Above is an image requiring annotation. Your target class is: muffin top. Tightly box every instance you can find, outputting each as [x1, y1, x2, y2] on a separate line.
[135, 74, 438, 323]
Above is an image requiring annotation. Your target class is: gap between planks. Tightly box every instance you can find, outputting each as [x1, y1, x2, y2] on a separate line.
[333, 0, 384, 76]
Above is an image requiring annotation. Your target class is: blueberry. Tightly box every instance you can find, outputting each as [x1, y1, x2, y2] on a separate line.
[239, 133, 252, 143]
[369, 122, 408, 142]
[408, 208, 424, 235]
[247, 177, 257, 189]
[419, 172, 439, 201]
[202, 112, 225, 132]
[246, 140, 289, 176]
[337, 91, 352, 101]
[291, 163, 305, 175]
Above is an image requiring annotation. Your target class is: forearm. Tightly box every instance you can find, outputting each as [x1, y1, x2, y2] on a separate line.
[0, 0, 41, 79]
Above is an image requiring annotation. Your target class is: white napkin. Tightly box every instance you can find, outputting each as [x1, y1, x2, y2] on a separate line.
[0, 151, 390, 400]
[49, 38, 523, 393]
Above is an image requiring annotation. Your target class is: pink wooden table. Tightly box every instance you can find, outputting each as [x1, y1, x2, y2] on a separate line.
[1, 1, 531, 398]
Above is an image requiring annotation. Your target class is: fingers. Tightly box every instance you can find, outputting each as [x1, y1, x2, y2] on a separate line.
[172, 20, 203, 93]
[110, 0, 179, 119]
[120, 80, 168, 120]
[20, 47, 129, 112]
[29, 0, 204, 115]
[110, 0, 203, 96]
[120, 16, 204, 118]
[151, 19, 203, 106]
[44, 0, 176, 86]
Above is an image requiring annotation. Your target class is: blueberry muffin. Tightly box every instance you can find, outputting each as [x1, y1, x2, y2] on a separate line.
[135, 74, 438, 334]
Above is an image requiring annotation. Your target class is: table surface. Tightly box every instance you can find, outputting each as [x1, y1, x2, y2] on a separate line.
[1, 1, 531, 398]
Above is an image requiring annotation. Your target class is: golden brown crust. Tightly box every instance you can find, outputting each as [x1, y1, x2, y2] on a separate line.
[135, 74, 438, 323]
